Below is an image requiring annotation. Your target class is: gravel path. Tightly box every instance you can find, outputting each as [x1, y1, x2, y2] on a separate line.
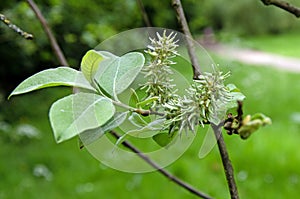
[204, 43, 300, 73]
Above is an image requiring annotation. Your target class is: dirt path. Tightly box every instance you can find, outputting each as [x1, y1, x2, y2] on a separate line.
[204, 43, 300, 73]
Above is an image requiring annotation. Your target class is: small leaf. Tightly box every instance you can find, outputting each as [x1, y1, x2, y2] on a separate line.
[49, 93, 115, 143]
[153, 133, 175, 147]
[129, 88, 140, 108]
[79, 111, 128, 147]
[222, 84, 246, 110]
[226, 84, 239, 92]
[128, 112, 148, 128]
[238, 114, 271, 140]
[94, 52, 145, 99]
[251, 113, 272, 125]
[9, 67, 96, 99]
[80, 50, 104, 83]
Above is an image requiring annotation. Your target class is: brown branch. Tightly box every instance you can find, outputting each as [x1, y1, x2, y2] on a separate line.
[211, 124, 239, 199]
[261, 0, 300, 18]
[0, 13, 33, 40]
[26, 0, 68, 66]
[110, 131, 213, 199]
[171, 0, 239, 198]
[136, 0, 152, 27]
[171, 0, 201, 79]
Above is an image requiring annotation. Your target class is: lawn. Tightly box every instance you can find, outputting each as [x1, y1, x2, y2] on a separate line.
[1, 55, 300, 199]
[231, 32, 300, 58]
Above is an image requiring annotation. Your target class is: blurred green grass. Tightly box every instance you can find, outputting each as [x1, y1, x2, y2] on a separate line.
[1, 55, 300, 199]
[236, 32, 300, 58]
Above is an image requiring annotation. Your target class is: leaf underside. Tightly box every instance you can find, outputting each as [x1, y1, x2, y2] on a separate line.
[49, 92, 115, 143]
[9, 67, 96, 98]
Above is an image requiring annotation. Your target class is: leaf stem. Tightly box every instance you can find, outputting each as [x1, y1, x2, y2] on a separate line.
[112, 100, 165, 116]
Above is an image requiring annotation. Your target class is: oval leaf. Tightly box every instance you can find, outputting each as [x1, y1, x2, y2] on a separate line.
[95, 52, 145, 99]
[49, 93, 115, 143]
[81, 50, 104, 83]
[9, 67, 96, 99]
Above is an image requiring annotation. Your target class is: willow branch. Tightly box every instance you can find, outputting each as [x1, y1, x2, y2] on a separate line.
[26, 0, 68, 66]
[171, 0, 239, 198]
[261, 0, 300, 18]
[136, 0, 152, 27]
[211, 124, 239, 199]
[171, 0, 201, 79]
[110, 131, 213, 199]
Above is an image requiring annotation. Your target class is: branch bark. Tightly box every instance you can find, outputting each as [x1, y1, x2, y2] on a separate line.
[211, 124, 239, 199]
[171, 0, 240, 198]
[26, 0, 68, 66]
[261, 0, 300, 18]
[0, 13, 34, 40]
[110, 131, 213, 199]
[136, 0, 152, 27]
[171, 0, 201, 79]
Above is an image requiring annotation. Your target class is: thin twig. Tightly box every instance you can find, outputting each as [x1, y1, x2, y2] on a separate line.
[136, 0, 152, 27]
[171, 0, 240, 198]
[211, 124, 239, 199]
[110, 131, 213, 199]
[0, 13, 33, 40]
[171, 0, 201, 79]
[261, 0, 300, 18]
[26, 0, 68, 66]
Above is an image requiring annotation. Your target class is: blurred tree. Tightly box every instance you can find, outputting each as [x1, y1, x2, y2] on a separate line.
[0, 0, 142, 94]
[1, 0, 300, 94]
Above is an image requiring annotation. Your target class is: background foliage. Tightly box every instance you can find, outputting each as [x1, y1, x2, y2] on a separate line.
[1, 0, 300, 93]
[1, 0, 300, 198]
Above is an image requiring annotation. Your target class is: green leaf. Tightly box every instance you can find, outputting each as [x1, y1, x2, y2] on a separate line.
[223, 84, 246, 110]
[226, 83, 240, 92]
[129, 88, 140, 108]
[251, 113, 272, 125]
[49, 93, 115, 143]
[9, 67, 96, 99]
[153, 133, 175, 147]
[80, 50, 118, 84]
[128, 112, 148, 128]
[79, 111, 128, 147]
[80, 50, 104, 83]
[238, 114, 271, 140]
[94, 52, 145, 99]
